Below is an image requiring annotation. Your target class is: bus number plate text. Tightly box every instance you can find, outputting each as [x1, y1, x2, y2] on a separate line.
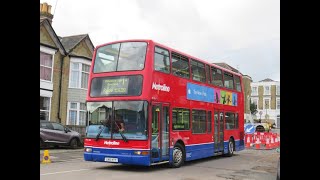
[105, 157, 118, 162]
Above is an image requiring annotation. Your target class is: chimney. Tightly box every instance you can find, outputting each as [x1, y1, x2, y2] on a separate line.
[40, 2, 54, 24]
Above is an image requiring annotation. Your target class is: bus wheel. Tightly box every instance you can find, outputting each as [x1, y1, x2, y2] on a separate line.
[226, 139, 234, 157]
[170, 143, 185, 168]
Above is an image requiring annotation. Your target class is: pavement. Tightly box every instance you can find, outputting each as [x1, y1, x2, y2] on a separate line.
[40, 147, 83, 163]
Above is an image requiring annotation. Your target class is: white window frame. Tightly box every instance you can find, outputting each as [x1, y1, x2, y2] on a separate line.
[264, 85, 271, 95]
[67, 102, 87, 125]
[40, 46, 56, 83]
[263, 98, 271, 110]
[276, 85, 280, 95]
[251, 97, 259, 110]
[251, 86, 258, 96]
[40, 96, 51, 121]
[69, 58, 91, 90]
[276, 98, 280, 109]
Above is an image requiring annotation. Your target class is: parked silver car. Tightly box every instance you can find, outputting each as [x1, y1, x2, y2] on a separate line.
[40, 121, 82, 148]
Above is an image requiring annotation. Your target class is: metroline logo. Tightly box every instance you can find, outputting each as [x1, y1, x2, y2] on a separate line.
[152, 82, 170, 92]
[104, 141, 120, 145]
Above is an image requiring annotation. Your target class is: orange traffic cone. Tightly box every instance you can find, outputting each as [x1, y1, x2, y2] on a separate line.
[245, 134, 252, 148]
[270, 135, 275, 149]
[275, 135, 279, 148]
[255, 137, 261, 150]
[265, 137, 271, 150]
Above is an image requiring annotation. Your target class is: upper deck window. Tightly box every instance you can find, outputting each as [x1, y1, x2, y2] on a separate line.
[154, 46, 170, 73]
[191, 59, 205, 82]
[234, 75, 241, 92]
[211, 67, 223, 87]
[224, 71, 234, 90]
[172, 52, 190, 79]
[93, 42, 147, 73]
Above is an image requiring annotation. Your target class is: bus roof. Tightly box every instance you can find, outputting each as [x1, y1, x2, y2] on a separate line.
[95, 39, 242, 77]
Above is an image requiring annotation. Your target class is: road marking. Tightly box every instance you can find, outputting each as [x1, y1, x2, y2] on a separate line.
[40, 168, 90, 176]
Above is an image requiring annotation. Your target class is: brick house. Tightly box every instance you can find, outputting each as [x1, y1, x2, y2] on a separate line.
[40, 2, 94, 132]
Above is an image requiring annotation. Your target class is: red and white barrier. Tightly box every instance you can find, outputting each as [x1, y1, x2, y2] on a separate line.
[245, 131, 280, 150]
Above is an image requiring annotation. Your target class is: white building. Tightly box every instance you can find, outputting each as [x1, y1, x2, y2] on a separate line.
[251, 78, 280, 128]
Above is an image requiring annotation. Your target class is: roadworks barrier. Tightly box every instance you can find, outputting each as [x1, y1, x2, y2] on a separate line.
[245, 132, 280, 150]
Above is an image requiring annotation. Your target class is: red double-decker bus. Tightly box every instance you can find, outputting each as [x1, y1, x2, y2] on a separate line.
[84, 39, 245, 167]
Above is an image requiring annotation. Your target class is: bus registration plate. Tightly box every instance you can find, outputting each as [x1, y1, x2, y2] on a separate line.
[105, 157, 118, 162]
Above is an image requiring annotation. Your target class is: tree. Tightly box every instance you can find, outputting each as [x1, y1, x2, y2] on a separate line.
[250, 100, 258, 115]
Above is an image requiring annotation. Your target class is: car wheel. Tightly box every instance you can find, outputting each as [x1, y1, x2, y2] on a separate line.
[169, 143, 185, 168]
[225, 139, 234, 157]
[70, 138, 78, 149]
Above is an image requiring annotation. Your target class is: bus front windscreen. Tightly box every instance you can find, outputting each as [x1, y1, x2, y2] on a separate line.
[93, 42, 147, 73]
[86, 101, 148, 140]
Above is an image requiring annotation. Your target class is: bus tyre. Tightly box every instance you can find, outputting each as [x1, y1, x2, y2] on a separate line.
[226, 139, 234, 157]
[169, 143, 185, 168]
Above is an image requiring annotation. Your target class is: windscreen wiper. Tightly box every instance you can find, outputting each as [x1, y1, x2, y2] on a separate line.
[95, 126, 106, 141]
[114, 122, 128, 142]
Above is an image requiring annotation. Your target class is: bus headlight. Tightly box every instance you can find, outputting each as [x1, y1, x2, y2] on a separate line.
[84, 147, 92, 152]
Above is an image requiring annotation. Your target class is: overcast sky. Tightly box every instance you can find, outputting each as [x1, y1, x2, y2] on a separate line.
[41, 0, 280, 82]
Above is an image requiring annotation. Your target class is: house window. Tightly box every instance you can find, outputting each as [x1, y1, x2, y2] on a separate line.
[264, 86, 270, 95]
[40, 52, 53, 81]
[251, 87, 257, 96]
[40, 96, 51, 120]
[68, 102, 87, 125]
[277, 98, 280, 109]
[252, 98, 258, 109]
[264, 98, 270, 109]
[70, 62, 90, 89]
[277, 85, 280, 95]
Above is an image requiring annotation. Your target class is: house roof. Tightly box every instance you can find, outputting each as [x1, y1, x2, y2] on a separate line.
[213, 62, 241, 74]
[259, 78, 275, 82]
[60, 34, 88, 53]
[40, 19, 66, 55]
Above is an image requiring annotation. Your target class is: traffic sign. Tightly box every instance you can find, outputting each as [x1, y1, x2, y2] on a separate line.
[244, 124, 255, 134]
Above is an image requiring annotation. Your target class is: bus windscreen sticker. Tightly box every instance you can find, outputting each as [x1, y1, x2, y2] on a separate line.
[101, 77, 129, 95]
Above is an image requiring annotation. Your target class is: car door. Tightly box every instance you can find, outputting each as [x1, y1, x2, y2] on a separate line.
[51, 123, 71, 144]
[40, 122, 56, 142]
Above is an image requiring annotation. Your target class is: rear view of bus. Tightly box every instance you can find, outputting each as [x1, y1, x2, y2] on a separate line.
[84, 40, 152, 166]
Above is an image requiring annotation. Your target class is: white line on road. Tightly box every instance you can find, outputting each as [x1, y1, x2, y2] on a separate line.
[40, 169, 90, 176]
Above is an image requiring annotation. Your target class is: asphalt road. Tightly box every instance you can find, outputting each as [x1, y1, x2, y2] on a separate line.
[40, 148, 279, 180]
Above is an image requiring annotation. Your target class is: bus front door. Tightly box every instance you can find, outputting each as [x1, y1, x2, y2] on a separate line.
[214, 110, 224, 153]
[151, 103, 170, 163]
